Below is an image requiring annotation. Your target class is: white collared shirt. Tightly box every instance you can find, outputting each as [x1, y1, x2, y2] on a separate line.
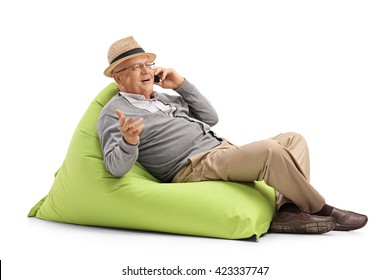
[120, 91, 177, 117]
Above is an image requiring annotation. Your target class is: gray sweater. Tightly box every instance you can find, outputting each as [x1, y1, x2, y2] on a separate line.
[97, 80, 222, 182]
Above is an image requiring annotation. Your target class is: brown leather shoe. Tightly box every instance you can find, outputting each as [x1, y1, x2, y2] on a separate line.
[269, 211, 336, 234]
[330, 208, 368, 231]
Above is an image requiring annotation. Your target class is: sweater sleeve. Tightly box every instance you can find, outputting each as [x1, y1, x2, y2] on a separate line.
[97, 112, 138, 177]
[175, 80, 219, 126]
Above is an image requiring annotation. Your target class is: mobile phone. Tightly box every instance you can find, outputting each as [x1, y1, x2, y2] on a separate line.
[154, 75, 160, 83]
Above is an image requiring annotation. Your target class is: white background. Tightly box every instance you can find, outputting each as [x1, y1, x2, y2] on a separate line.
[1, 0, 389, 279]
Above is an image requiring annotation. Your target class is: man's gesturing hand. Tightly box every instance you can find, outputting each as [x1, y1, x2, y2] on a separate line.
[116, 109, 144, 145]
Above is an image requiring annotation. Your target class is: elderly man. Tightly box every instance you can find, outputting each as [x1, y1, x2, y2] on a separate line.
[97, 36, 367, 234]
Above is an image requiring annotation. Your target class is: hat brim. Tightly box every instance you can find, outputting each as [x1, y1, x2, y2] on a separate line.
[104, 52, 156, 77]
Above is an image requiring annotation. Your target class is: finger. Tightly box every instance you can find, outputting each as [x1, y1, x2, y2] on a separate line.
[132, 117, 144, 127]
[126, 118, 143, 133]
[160, 69, 170, 81]
[155, 67, 171, 81]
[153, 67, 162, 76]
[130, 123, 145, 136]
[122, 116, 135, 131]
[116, 109, 126, 127]
[131, 122, 144, 134]
[116, 109, 126, 119]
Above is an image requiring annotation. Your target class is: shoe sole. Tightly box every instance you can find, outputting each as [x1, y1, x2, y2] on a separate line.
[270, 220, 336, 234]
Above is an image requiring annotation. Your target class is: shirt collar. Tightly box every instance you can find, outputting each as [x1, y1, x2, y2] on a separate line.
[119, 91, 159, 101]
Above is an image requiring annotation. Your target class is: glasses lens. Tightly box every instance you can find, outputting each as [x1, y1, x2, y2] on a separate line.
[131, 64, 141, 71]
[146, 61, 155, 68]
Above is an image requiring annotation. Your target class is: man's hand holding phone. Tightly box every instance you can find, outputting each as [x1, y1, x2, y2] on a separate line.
[153, 67, 185, 89]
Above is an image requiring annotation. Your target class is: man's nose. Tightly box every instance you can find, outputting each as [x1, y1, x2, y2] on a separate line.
[140, 65, 151, 74]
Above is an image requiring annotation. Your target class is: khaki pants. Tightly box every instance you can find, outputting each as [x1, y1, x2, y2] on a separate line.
[172, 132, 325, 213]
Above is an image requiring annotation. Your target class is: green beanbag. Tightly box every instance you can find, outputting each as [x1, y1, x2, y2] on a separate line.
[28, 83, 276, 240]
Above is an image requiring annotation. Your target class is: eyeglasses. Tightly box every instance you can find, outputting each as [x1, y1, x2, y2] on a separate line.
[114, 61, 155, 73]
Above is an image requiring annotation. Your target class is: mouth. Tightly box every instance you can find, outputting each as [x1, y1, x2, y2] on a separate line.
[141, 77, 151, 83]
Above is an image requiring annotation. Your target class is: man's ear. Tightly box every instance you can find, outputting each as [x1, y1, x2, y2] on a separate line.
[113, 73, 122, 87]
